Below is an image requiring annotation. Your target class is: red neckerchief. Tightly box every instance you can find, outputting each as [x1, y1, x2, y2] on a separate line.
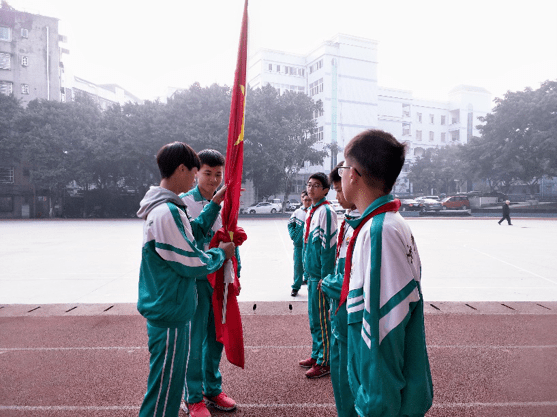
[336, 220, 347, 260]
[304, 200, 329, 244]
[337, 199, 401, 311]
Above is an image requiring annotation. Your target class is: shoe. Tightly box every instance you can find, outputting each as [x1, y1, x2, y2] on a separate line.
[291, 289, 298, 296]
[305, 364, 331, 379]
[183, 401, 211, 417]
[204, 392, 237, 411]
[299, 357, 317, 368]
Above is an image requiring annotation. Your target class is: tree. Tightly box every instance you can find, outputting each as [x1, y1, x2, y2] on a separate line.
[244, 85, 326, 205]
[0, 94, 24, 164]
[407, 145, 469, 195]
[474, 80, 557, 195]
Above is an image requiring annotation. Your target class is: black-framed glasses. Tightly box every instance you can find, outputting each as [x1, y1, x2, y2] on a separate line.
[306, 183, 323, 189]
[338, 166, 362, 177]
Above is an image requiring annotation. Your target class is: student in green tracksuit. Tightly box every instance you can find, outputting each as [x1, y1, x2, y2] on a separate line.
[299, 172, 337, 379]
[179, 150, 239, 417]
[340, 130, 433, 417]
[287, 190, 311, 297]
[320, 162, 359, 417]
[136, 142, 235, 417]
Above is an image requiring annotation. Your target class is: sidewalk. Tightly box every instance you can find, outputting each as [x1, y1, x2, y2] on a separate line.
[1, 301, 557, 417]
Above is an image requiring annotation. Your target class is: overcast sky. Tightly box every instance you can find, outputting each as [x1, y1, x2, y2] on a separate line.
[9, 0, 557, 104]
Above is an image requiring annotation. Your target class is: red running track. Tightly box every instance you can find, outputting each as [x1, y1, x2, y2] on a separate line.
[1, 301, 556, 417]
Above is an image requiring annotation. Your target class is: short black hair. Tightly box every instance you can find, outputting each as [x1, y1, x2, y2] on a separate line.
[156, 142, 201, 179]
[329, 161, 344, 184]
[308, 172, 330, 190]
[198, 149, 225, 167]
[344, 129, 406, 194]
[300, 190, 308, 198]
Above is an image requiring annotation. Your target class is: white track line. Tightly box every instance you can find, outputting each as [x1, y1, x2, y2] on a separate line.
[1, 402, 556, 411]
[1, 344, 557, 352]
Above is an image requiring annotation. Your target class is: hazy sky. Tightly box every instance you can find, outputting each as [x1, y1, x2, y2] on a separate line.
[9, 0, 557, 104]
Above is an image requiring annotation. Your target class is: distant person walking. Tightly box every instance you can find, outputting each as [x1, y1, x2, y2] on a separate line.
[498, 200, 512, 225]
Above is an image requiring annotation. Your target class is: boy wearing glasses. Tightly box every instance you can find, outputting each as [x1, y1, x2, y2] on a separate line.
[339, 130, 433, 416]
[288, 190, 312, 297]
[298, 172, 337, 378]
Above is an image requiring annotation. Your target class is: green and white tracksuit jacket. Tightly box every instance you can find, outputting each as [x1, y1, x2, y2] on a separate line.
[345, 195, 433, 417]
[288, 206, 308, 290]
[321, 209, 359, 417]
[303, 198, 337, 366]
[180, 185, 236, 402]
[136, 186, 226, 417]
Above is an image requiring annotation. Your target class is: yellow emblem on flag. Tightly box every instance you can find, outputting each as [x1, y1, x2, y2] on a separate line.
[234, 85, 246, 146]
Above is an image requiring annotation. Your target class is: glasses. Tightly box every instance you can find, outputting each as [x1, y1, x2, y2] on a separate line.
[306, 183, 323, 189]
[338, 166, 362, 177]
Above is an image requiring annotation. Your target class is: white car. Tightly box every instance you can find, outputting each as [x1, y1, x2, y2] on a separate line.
[245, 202, 281, 214]
[329, 199, 346, 215]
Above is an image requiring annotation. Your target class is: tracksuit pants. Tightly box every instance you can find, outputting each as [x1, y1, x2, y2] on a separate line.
[291, 245, 305, 291]
[139, 322, 190, 417]
[183, 279, 224, 403]
[307, 278, 331, 366]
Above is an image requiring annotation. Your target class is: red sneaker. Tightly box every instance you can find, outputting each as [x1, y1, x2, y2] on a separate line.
[305, 364, 330, 379]
[298, 357, 317, 368]
[204, 392, 237, 411]
[182, 400, 211, 417]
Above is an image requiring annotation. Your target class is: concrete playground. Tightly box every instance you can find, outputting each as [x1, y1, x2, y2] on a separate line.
[1, 217, 557, 416]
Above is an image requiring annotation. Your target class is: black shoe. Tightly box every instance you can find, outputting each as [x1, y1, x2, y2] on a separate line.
[291, 289, 298, 297]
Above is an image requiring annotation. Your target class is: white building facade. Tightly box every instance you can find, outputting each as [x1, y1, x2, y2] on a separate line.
[247, 34, 491, 195]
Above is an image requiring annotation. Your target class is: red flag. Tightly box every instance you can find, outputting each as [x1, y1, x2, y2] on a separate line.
[207, 0, 248, 369]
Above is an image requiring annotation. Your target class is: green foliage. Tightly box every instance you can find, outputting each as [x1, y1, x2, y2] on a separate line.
[3, 82, 325, 216]
[0, 94, 24, 164]
[408, 80, 557, 195]
[244, 85, 326, 202]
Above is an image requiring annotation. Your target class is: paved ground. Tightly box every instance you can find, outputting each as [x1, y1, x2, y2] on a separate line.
[1, 217, 557, 416]
[1, 217, 557, 304]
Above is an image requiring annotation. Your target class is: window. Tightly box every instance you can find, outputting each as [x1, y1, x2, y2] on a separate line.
[441, 132, 446, 142]
[268, 63, 272, 71]
[402, 122, 411, 136]
[276, 65, 280, 72]
[451, 131, 460, 142]
[441, 115, 446, 125]
[298, 68, 304, 76]
[417, 112, 422, 123]
[429, 131, 434, 142]
[298, 86, 305, 93]
[21, 28, 29, 38]
[416, 130, 422, 141]
[402, 103, 410, 117]
[430, 114, 434, 124]
[0, 196, 14, 212]
[0, 52, 10, 69]
[21, 56, 28, 67]
[309, 59, 323, 74]
[309, 78, 323, 96]
[0, 80, 13, 95]
[315, 126, 324, 141]
[0, 167, 14, 183]
[0, 27, 11, 41]
[21, 84, 29, 94]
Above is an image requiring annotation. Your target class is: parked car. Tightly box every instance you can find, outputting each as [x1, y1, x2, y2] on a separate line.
[285, 199, 300, 211]
[400, 198, 423, 211]
[416, 197, 443, 212]
[245, 201, 281, 214]
[441, 195, 470, 210]
[329, 199, 346, 215]
[423, 195, 440, 201]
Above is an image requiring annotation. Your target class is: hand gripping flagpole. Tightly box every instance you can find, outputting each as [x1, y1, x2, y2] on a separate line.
[206, 0, 249, 369]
